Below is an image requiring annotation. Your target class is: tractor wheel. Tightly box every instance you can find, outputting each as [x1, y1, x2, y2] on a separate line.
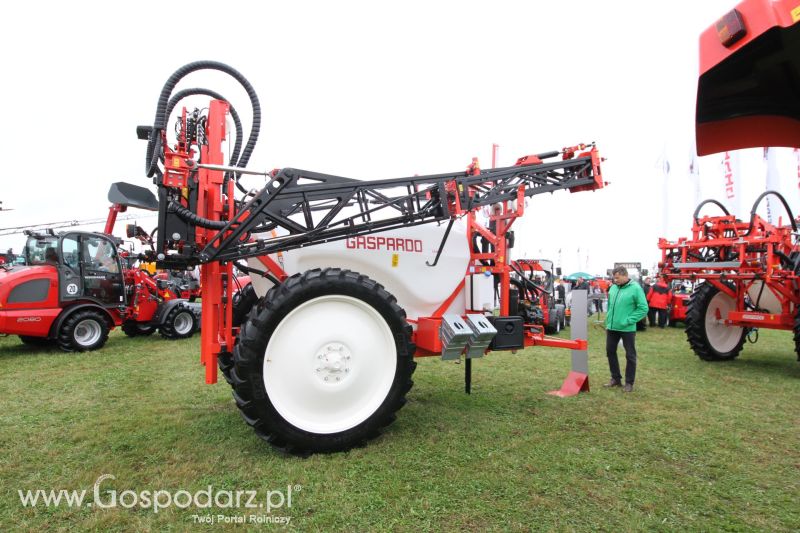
[793, 307, 800, 362]
[57, 309, 110, 352]
[230, 268, 416, 455]
[19, 335, 52, 347]
[685, 282, 745, 361]
[121, 321, 156, 337]
[159, 304, 197, 339]
[232, 282, 258, 327]
[544, 308, 561, 334]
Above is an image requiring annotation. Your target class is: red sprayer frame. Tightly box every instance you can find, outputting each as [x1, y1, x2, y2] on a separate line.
[159, 97, 602, 383]
[659, 209, 800, 331]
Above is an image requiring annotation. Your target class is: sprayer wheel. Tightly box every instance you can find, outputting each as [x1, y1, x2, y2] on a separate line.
[793, 306, 800, 362]
[685, 282, 745, 361]
[230, 268, 416, 455]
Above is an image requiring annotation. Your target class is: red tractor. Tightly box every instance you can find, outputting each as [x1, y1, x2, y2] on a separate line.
[667, 282, 690, 327]
[659, 0, 800, 361]
[152, 270, 202, 301]
[510, 259, 567, 334]
[0, 183, 199, 350]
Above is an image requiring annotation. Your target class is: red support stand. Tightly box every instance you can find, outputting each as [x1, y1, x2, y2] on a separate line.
[547, 371, 589, 397]
[547, 289, 590, 397]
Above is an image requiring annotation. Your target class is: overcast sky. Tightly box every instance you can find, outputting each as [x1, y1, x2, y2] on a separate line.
[2, 0, 796, 275]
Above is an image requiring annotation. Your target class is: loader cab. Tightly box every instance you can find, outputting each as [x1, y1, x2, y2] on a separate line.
[24, 232, 125, 307]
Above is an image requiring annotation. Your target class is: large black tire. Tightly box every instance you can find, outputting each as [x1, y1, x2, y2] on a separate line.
[685, 282, 745, 361]
[793, 307, 800, 362]
[232, 283, 258, 328]
[121, 321, 156, 337]
[544, 307, 561, 334]
[19, 335, 53, 347]
[227, 268, 416, 455]
[57, 309, 110, 352]
[159, 304, 197, 339]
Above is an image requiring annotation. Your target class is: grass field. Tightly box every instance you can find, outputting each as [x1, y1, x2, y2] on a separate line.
[1, 318, 798, 532]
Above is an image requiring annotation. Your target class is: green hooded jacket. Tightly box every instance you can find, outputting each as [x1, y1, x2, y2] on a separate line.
[605, 280, 649, 332]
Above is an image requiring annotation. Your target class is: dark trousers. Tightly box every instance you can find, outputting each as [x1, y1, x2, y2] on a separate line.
[648, 307, 667, 327]
[606, 330, 637, 385]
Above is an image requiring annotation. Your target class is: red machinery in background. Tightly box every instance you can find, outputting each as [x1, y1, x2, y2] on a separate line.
[509, 259, 567, 334]
[0, 183, 199, 350]
[667, 282, 690, 327]
[659, 0, 800, 361]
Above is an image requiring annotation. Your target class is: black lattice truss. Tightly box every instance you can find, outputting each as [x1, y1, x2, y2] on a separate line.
[190, 154, 598, 264]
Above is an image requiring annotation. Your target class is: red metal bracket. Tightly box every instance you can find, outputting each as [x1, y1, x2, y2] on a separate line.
[547, 371, 590, 397]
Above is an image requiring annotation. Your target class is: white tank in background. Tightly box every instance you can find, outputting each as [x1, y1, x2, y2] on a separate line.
[248, 220, 470, 321]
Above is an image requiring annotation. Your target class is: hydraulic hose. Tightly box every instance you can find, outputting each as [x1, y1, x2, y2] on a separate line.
[746, 190, 798, 234]
[233, 261, 281, 286]
[165, 88, 244, 183]
[145, 61, 261, 186]
[147, 88, 247, 185]
[168, 202, 228, 230]
[693, 199, 731, 224]
[471, 233, 494, 266]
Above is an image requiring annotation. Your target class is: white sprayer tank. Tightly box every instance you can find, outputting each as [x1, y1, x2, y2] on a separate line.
[746, 280, 784, 314]
[248, 221, 472, 321]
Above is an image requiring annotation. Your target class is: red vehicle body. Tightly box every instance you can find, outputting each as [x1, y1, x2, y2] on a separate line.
[0, 261, 64, 338]
[0, 183, 200, 351]
[659, 0, 800, 361]
[152, 270, 201, 301]
[668, 287, 690, 327]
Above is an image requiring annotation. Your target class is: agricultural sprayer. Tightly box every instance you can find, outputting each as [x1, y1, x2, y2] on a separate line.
[136, 60, 606, 453]
[659, 0, 800, 362]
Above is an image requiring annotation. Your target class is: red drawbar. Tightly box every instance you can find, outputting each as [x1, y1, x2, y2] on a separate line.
[547, 371, 590, 397]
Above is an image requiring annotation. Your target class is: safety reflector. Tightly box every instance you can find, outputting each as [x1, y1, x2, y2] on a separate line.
[716, 9, 747, 48]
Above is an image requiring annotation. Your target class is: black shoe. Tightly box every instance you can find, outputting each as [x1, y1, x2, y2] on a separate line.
[623, 383, 634, 393]
[603, 379, 622, 388]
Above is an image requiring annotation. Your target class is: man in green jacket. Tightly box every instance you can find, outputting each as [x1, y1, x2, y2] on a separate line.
[604, 265, 649, 392]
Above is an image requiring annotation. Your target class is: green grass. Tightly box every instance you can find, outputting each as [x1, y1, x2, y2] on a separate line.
[1, 319, 798, 532]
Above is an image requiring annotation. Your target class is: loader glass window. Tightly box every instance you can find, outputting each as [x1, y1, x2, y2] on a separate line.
[82, 237, 119, 274]
[61, 236, 79, 270]
[24, 236, 58, 265]
[79, 235, 124, 305]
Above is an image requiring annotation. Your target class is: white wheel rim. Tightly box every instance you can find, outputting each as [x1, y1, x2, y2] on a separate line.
[705, 291, 743, 353]
[263, 295, 397, 434]
[74, 319, 102, 346]
[173, 312, 193, 335]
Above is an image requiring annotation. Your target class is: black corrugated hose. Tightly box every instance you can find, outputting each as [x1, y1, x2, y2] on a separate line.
[145, 61, 261, 196]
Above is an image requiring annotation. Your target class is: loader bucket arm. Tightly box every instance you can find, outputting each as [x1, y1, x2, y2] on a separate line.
[695, 0, 800, 155]
[107, 182, 159, 211]
[104, 181, 159, 235]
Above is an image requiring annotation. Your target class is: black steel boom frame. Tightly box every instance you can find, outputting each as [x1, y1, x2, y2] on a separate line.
[157, 152, 599, 267]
